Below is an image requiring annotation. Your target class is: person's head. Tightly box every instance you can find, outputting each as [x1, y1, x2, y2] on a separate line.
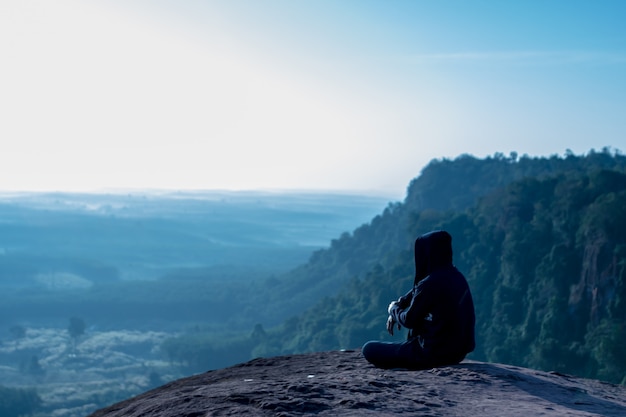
[413, 230, 453, 284]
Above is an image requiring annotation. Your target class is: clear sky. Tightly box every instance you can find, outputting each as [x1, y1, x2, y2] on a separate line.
[1, 0, 625, 199]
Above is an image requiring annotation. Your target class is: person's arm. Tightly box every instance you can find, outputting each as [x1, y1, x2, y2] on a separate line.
[385, 287, 414, 335]
[396, 288, 414, 309]
[389, 279, 432, 330]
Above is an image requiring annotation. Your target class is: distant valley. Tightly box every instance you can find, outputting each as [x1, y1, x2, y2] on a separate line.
[0, 190, 391, 417]
[0, 190, 392, 285]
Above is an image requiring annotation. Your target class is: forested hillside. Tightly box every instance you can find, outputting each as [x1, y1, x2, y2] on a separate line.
[166, 149, 626, 384]
[259, 149, 626, 318]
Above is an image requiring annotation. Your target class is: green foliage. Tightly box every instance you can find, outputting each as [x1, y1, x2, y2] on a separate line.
[5, 150, 626, 392]
[68, 317, 86, 339]
[586, 319, 626, 384]
[21, 356, 45, 377]
[161, 330, 257, 373]
[245, 150, 626, 384]
[9, 325, 26, 349]
[0, 385, 41, 417]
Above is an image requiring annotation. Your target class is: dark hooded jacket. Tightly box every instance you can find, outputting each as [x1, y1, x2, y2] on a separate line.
[389, 230, 475, 363]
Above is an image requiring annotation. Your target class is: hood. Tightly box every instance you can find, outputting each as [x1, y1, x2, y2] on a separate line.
[413, 230, 453, 285]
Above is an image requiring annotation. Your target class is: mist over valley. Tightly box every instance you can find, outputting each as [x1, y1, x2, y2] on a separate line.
[2, 150, 626, 417]
[0, 190, 390, 416]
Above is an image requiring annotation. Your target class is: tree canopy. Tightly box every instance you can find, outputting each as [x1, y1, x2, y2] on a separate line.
[168, 150, 626, 384]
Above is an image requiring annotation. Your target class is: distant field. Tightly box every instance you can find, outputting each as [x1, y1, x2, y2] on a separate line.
[0, 190, 392, 284]
[0, 190, 391, 417]
[0, 326, 181, 417]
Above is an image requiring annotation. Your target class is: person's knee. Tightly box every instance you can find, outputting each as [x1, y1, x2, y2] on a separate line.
[361, 341, 377, 361]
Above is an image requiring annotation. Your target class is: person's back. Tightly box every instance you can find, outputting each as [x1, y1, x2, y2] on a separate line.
[410, 264, 475, 364]
[362, 230, 475, 369]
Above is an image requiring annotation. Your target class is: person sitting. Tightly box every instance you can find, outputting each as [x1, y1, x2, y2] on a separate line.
[362, 230, 475, 369]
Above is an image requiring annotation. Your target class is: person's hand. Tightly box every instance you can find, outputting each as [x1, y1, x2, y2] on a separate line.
[387, 301, 399, 315]
[397, 296, 408, 308]
[386, 315, 395, 335]
[386, 315, 401, 336]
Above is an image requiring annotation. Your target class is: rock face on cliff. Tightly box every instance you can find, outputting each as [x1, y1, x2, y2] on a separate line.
[88, 350, 626, 417]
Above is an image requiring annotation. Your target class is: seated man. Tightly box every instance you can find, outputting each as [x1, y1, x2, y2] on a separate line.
[362, 230, 475, 369]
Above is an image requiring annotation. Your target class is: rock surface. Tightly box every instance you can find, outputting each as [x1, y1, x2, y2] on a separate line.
[88, 350, 626, 416]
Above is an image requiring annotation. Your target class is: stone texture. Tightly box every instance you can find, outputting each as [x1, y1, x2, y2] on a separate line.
[88, 350, 626, 416]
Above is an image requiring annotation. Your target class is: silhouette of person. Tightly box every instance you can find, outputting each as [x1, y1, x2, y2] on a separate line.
[362, 230, 475, 369]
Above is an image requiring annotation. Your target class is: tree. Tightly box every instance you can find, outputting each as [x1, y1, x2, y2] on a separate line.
[0, 385, 41, 417]
[24, 355, 45, 376]
[9, 325, 26, 349]
[68, 317, 86, 354]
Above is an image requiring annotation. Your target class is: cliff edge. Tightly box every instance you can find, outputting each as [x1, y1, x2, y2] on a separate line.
[88, 350, 626, 416]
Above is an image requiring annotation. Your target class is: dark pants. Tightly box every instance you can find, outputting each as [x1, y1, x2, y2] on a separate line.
[362, 340, 463, 370]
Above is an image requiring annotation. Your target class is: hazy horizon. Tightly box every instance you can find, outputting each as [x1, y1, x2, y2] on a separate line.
[0, 186, 400, 200]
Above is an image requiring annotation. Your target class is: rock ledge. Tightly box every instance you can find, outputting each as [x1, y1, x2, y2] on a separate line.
[88, 350, 626, 416]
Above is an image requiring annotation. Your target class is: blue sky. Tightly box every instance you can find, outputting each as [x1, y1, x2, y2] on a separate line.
[1, 0, 624, 198]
